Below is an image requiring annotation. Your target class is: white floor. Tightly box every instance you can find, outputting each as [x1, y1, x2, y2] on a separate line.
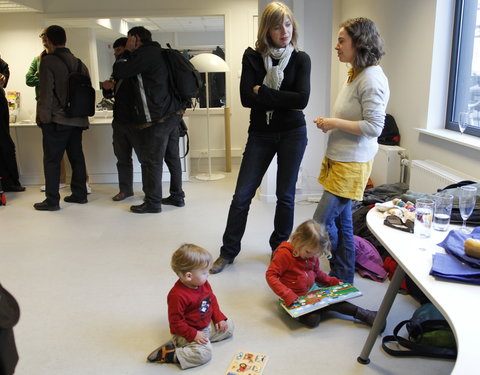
[1, 171, 454, 375]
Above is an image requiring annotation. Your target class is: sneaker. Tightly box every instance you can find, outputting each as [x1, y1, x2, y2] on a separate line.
[147, 342, 176, 363]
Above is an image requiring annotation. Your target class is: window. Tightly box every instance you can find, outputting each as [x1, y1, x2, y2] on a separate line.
[446, 0, 480, 136]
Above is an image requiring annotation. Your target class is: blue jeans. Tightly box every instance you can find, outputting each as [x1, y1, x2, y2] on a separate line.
[220, 126, 307, 260]
[313, 190, 355, 283]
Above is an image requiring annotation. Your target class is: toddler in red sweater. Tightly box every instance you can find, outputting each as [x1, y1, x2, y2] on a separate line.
[147, 244, 234, 369]
[266, 220, 377, 328]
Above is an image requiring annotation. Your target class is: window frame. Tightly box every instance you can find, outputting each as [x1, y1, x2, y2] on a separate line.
[446, 0, 480, 137]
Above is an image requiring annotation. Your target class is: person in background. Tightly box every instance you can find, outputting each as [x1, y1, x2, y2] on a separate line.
[102, 37, 136, 202]
[266, 220, 377, 328]
[26, 49, 67, 192]
[34, 25, 90, 211]
[113, 26, 185, 213]
[312, 17, 390, 283]
[0, 56, 25, 193]
[0, 283, 20, 375]
[211, 1, 310, 273]
[146, 244, 234, 369]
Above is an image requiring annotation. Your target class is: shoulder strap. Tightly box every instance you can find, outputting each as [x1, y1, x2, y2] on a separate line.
[381, 320, 457, 359]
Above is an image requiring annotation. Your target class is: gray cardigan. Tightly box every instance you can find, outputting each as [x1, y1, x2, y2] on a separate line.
[326, 65, 389, 163]
[36, 47, 90, 127]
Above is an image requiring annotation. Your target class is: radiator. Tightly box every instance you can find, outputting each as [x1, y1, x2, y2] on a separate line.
[370, 145, 406, 186]
[409, 160, 477, 193]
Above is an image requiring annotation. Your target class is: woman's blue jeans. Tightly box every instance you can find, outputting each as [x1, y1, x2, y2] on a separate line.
[220, 126, 307, 260]
[313, 190, 355, 283]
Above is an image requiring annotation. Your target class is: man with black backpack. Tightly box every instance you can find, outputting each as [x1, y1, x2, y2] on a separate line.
[113, 26, 185, 213]
[34, 25, 90, 211]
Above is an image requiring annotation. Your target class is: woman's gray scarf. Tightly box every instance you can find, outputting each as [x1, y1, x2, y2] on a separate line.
[262, 44, 294, 124]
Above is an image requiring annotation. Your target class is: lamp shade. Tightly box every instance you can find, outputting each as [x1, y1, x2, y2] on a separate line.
[190, 53, 229, 73]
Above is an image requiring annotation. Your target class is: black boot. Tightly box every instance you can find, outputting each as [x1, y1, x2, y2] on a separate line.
[210, 257, 233, 274]
[354, 307, 377, 326]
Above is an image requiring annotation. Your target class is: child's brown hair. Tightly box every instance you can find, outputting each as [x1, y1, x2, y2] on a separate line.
[171, 244, 213, 275]
[290, 220, 332, 258]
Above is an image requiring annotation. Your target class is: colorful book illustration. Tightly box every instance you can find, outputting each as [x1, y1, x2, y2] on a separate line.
[225, 351, 269, 375]
[280, 283, 362, 318]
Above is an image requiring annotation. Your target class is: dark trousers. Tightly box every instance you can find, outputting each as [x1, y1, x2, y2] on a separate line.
[131, 116, 184, 208]
[41, 123, 87, 206]
[0, 95, 21, 188]
[112, 120, 134, 195]
[220, 126, 307, 260]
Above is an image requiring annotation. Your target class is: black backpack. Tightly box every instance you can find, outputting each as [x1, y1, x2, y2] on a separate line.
[54, 53, 95, 117]
[162, 45, 202, 110]
[378, 113, 400, 145]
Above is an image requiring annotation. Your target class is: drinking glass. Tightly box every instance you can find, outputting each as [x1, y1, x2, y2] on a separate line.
[459, 185, 477, 233]
[414, 198, 435, 238]
[433, 194, 453, 231]
[458, 111, 471, 134]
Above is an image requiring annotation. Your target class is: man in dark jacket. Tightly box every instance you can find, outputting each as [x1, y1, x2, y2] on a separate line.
[102, 37, 136, 202]
[34, 25, 89, 211]
[0, 283, 20, 375]
[113, 26, 185, 213]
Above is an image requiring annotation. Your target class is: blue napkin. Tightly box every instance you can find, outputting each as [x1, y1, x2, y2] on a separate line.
[437, 227, 480, 268]
[430, 253, 480, 285]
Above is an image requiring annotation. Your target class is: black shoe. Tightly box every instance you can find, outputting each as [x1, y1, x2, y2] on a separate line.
[64, 195, 88, 204]
[3, 185, 26, 192]
[33, 200, 60, 211]
[210, 257, 233, 274]
[161, 196, 185, 207]
[112, 192, 133, 201]
[130, 202, 161, 214]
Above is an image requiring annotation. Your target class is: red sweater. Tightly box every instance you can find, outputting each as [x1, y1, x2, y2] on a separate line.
[167, 280, 227, 342]
[266, 241, 341, 306]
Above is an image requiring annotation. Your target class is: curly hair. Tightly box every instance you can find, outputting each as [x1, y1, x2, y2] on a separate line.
[290, 220, 331, 259]
[255, 1, 299, 56]
[171, 244, 213, 275]
[340, 17, 385, 69]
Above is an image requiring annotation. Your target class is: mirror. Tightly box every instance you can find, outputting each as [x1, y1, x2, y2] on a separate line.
[45, 16, 226, 108]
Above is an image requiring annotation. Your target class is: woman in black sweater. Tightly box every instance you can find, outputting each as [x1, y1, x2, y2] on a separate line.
[211, 1, 311, 273]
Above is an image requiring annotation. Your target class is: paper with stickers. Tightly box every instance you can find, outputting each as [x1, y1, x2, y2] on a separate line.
[225, 351, 269, 375]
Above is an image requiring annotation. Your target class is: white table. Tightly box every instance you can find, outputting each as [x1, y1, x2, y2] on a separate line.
[358, 209, 479, 374]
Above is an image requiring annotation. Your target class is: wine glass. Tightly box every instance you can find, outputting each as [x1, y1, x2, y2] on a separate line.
[458, 185, 477, 233]
[458, 111, 471, 135]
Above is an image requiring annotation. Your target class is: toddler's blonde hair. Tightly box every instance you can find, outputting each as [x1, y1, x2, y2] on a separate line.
[290, 220, 331, 258]
[171, 244, 213, 275]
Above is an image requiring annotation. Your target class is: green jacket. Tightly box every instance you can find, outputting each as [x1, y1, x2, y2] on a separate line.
[25, 55, 40, 99]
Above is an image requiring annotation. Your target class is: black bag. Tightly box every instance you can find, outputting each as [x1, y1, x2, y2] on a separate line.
[382, 303, 457, 359]
[378, 113, 400, 146]
[55, 54, 96, 117]
[163, 45, 202, 110]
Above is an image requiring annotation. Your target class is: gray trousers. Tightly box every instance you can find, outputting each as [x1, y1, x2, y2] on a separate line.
[172, 319, 234, 369]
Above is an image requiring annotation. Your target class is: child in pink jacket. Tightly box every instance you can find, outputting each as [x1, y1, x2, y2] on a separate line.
[266, 219, 377, 327]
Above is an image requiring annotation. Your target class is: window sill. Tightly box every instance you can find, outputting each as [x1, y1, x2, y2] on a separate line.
[416, 128, 480, 151]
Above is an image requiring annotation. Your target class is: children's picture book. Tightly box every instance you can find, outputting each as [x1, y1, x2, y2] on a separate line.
[280, 283, 363, 318]
[225, 351, 269, 375]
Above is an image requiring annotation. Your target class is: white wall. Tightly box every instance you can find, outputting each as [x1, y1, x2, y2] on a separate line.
[337, 0, 479, 181]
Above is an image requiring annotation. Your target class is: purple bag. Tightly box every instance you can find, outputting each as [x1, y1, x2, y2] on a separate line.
[354, 235, 388, 282]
